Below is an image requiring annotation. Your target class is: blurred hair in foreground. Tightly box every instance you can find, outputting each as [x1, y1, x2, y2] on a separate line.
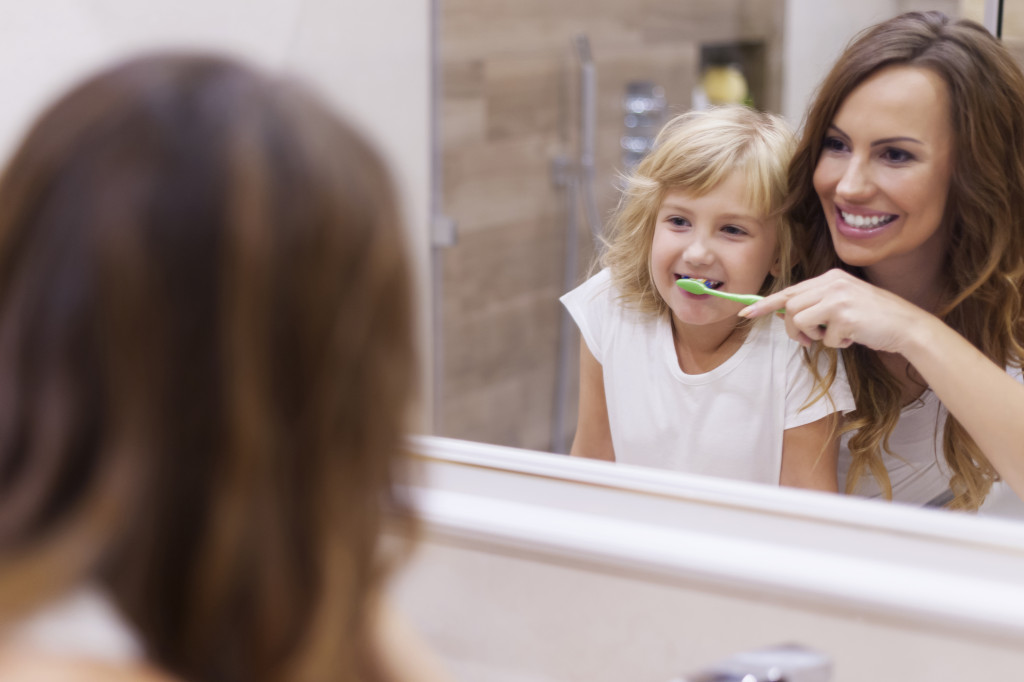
[0, 52, 420, 682]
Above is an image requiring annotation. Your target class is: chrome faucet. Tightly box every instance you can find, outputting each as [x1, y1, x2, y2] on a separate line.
[672, 643, 831, 682]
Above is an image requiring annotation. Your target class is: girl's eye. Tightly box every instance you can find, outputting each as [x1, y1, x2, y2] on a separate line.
[667, 216, 690, 227]
[881, 147, 914, 163]
[722, 225, 747, 236]
[822, 136, 848, 153]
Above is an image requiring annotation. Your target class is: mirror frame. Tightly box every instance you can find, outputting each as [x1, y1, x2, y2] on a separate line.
[407, 435, 1024, 642]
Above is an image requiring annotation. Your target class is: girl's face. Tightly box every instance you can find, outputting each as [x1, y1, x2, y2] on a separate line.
[812, 65, 954, 282]
[651, 170, 779, 329]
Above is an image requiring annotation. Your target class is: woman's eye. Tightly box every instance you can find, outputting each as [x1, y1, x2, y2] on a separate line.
[822, 136, 848, 153]
[881, 147, 914, 163]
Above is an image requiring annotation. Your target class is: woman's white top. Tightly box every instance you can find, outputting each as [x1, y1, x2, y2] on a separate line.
[4, 585, 142, 662]
[838, 368, 1024, 516]
[838, 390, 951, 506]
[561, 269, 855, 484]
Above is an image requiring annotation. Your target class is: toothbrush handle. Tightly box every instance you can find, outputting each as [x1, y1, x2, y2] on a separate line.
[715, 290, 795, 318]
[707, 289, 764, 306]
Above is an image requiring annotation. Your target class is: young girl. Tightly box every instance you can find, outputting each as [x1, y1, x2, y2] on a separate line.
[562, 106, 854, 491]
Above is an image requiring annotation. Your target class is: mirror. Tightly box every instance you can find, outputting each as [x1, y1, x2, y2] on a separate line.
[430, 0, 1024, 516]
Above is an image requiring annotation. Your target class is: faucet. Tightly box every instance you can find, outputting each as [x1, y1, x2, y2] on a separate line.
[671, 643, 831, 682]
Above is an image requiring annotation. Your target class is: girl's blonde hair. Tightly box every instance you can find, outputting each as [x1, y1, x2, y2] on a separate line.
[603, 105, 797, 314]
[602, 105, 840, 429]
[788, 11, 1024, 510]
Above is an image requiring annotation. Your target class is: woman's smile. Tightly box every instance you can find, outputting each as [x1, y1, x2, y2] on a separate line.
[833, 205, 899, 240]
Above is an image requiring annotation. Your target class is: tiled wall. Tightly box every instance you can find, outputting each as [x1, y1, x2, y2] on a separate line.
[436, 0, 784, 451]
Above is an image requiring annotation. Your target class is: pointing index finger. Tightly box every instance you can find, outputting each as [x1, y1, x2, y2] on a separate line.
[739, 290, 789, 318]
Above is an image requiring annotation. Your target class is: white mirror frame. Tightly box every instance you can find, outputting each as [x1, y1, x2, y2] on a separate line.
[394, 436, 1024, 681]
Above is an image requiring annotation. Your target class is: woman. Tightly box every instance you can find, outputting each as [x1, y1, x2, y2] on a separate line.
[0, 54, 447, 681]
[742, 11, 1024, 511]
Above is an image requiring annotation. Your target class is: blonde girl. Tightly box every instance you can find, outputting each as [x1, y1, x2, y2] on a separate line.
[562, 106, 854, 490]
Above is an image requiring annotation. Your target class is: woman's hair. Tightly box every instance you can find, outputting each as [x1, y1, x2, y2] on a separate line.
[788, 11, 1024, 510]
[0, 53, 417, 681]
[603, 105, 797, 315]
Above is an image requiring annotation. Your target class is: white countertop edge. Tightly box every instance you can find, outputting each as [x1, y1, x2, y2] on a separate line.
[410, 486, 1024, 643]
[408, 435, 1024, 550]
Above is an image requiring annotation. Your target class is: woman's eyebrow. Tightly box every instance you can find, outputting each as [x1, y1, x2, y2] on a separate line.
[828, 123, 923, 147]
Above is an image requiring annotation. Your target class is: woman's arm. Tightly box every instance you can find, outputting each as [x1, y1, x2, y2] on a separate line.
[570, 338, 615, 461]
[743, 269, 1024, 499]
[896, 312, 1024, 499]
[780, 415, 840, 492]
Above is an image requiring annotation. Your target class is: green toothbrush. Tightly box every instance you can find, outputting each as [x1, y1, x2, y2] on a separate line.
[676, 277, 763, 306]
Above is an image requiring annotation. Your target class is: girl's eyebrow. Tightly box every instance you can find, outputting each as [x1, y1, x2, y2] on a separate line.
[827, 123, 923, 147]
[718, 212, 762, 223]
[658, 203, 762, 224]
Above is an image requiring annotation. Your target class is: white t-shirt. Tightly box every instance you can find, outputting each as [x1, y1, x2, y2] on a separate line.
[838, 390, 951, 506]
[561, 269, 856, 484]
[5, 585, 142, 662]
[839, 367, 1024, 514]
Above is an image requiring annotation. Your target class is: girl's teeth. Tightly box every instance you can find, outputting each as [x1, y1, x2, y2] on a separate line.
[841, 210, 894, 228]
[679, 276, 723, 289]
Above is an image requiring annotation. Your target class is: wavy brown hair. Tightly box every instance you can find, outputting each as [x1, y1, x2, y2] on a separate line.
[0, 54, 418, 680]
[787, 11, 1024, 510]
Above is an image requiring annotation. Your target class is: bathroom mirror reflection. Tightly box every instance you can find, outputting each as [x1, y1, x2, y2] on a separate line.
[431, 0, 1024, 517]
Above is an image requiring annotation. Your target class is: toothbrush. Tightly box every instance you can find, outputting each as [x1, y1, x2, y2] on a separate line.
[677, 278, 807, 322]
[676, 277, 764, 306]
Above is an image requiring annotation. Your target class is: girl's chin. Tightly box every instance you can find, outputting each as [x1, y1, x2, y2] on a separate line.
[671, 305, 736, 329]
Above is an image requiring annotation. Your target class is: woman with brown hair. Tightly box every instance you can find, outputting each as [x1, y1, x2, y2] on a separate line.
[742, 11, 1024, 511]
[0, 53, 447, 681]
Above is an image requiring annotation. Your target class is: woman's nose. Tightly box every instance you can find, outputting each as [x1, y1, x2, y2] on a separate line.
[836, 156, 874, 200]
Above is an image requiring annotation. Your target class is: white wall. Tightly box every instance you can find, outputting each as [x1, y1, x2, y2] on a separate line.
[0, 0, 433, 419]
[781, 0, 899, 128]
[781, 0, 965, 129]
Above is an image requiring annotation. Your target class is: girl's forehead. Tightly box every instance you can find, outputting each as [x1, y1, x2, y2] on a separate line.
[660, 172, 764, 213]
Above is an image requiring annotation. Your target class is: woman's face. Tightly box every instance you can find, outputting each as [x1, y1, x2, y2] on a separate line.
[812, 65, 954, 282]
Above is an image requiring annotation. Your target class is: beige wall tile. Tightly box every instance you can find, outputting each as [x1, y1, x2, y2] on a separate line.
[437, 0, 785, 450]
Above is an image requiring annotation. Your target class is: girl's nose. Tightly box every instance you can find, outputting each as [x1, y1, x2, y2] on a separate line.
[683, 235, 715, 266]
[836, 156, 874, 201]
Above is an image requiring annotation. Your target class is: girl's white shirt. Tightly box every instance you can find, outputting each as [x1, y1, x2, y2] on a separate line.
[561, 268, 855, 482]
[4, 584, 142, 662]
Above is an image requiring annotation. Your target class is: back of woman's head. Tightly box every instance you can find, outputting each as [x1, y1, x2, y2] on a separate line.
[604, 105, 796, 315]
[0, 53, 417, 681]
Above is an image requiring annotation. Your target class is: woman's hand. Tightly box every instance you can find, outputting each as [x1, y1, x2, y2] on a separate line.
[744, 270, 1024, 503]
[739, 269, 929, 354]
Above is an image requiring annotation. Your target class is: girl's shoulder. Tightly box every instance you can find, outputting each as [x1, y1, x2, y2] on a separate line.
[562, 269, 653, 322]
[562, 267, 614, 301]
